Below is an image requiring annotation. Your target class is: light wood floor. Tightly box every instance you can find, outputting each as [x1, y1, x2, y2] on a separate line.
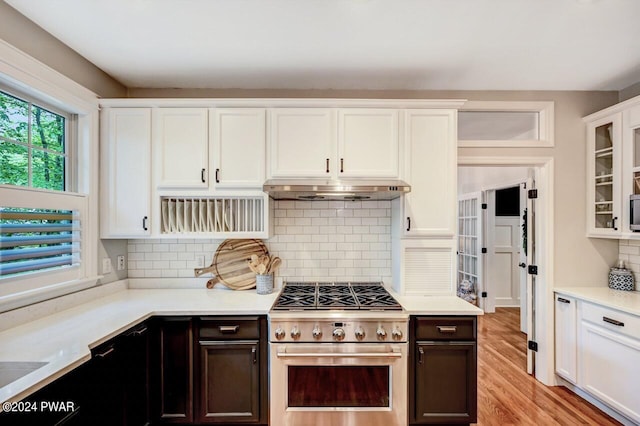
[475, 307, 621, 426]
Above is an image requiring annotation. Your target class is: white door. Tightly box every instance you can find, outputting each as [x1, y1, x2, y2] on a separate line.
[212, 108, 266, 188]
[154, 108, 209, 189]
[101, 108, 151, 237]
[337, 109, 399, 178]
[269, 108, 335, 178]
[526, 178, 536, 375]
[519, 182, 529, 333]
[493, 216, 521, 307]
[457, 192, 483, 309]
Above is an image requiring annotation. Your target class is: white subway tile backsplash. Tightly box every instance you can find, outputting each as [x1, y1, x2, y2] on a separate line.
[127, 200, 393, 283]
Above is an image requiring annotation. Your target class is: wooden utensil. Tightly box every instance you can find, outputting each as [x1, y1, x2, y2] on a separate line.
[194, 239, 268, 290]
[268, 257, 281, 273]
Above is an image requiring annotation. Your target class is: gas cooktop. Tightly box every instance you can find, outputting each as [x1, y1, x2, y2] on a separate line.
[272, 281, 403, 311]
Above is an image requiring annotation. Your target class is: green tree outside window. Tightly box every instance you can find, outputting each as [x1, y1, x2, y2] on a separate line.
[0, 90, 66, 191]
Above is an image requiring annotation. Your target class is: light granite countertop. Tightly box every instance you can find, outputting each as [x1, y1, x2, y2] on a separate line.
[0, 283, 482, 406]
[0, 287, 278, 406]
[554, 286, 640, 317]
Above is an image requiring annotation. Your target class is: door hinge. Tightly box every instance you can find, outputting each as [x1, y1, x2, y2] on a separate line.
[528, 340, 538, 352]
[481, 247, 487, 254]
[481, 291, 487, 298]
[528, 189, 538, 199]
[481, 203, 487, 210]
[528, 265, 538, 275]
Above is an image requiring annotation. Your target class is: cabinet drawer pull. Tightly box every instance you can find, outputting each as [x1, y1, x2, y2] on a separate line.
[252, 347, 257, 364]
[340, 158, 344, 173]
[603, 316, 624, 327]
[437, 326, 457, 334]
[201, 168, 206, 183]
[418, 346, 424, 364]
[326, 158, 330, 173]
[130, 326, 148, 337]
[557, 297, 571, 304]
[215, 168, 220, 183]
[218, 325, 240, 334]
[406, 217, 411, 232]
[94, 346, 115, 359]
[142, 216, 148, 231]
[612, 217, 618, 231]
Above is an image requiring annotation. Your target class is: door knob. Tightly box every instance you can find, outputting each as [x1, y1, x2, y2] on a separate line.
[519, 262, 526, 268]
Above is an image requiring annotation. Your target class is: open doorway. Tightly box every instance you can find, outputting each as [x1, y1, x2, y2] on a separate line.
[457, 165, 538, 375]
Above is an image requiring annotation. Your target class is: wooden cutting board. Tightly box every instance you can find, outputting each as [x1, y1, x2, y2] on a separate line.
[194, 239, 268, 290]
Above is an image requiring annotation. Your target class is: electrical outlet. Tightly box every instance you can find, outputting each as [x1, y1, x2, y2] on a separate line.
[196, 255, 205, 268]
[102, 258, 112, 274]
[117, 255, 126, 271]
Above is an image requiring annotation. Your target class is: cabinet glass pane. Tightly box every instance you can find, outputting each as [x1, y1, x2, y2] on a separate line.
[594, 122, 614, 229]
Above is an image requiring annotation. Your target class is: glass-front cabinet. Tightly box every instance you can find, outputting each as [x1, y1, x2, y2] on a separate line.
[622, 104, 640, 234]
[586, 113, 622, 237]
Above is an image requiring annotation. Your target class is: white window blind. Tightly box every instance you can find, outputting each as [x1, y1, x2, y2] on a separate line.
[0, 207, 80, 277]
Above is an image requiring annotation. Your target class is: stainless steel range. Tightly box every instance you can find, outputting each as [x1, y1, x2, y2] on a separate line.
[269, 281, 408, 426]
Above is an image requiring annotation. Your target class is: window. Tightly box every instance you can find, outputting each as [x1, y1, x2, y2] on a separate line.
[458, 101, 554, 147]
[0, 89, 68, 191]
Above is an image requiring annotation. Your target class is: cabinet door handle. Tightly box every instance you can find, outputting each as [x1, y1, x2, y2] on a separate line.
[201, 168, 206, 183]
[557, 297, 571, 304]
[406, 217, 411, 232]
[218, 325, 240, 334]
[94, 346, 115, 359]
[603, 316, 624, 327]
[143, 216, 148, 231]
[326, 158, 330, 173]
[612, 217, 618, 231]
[215, 168, 220, 183]
[418, 347, 424, 364]
[437, 326, 458, 334]
[129, 326, 148, 337]
[340, 158, 344, 173]
[252, 347, 257, 364]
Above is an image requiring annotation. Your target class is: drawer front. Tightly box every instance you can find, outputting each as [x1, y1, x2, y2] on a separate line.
[581, 302, 640, 341]
[199, 316, 260, 340]
[414, 316, 476, 341]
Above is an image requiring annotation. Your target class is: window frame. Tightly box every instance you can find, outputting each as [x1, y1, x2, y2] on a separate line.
[457, 101, 555, 148]
[0, 85, 72, 191]
[0, 38, 100, 312]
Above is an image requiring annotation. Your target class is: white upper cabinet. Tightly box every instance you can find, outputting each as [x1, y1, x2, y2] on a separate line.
[337, 109, 399, 178]
[402, 109, 457, 237]
[585, 113, 622, 237]
[100, 108, 151, 237]
[268, 107, 400, 179]
[154, 108, 209, 189]
[269, 108, 335, 178]
[212, 108, 266, 188]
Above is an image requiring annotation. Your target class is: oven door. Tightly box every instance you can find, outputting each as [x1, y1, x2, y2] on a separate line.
[270, 342, 408, 426]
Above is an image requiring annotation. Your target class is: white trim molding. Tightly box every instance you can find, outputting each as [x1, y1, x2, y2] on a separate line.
[458, 101, 555, 148]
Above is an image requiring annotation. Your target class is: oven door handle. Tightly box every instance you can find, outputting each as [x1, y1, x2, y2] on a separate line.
[276, 352, 402, 358]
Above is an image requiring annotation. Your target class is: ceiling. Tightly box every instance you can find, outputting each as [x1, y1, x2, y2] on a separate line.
[6, 0, 640, 91]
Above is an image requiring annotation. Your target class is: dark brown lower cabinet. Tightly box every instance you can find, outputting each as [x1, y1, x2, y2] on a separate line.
[410, 316, 477, 425]
[151, 316, 194, 424]
[196, 341, 260, 423]
[152, 315, 267, 425]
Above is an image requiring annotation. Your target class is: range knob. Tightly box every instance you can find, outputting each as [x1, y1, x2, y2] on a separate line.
[376, 326, 387, 340]
[290, 326, 301, 340]
[274, 327, 285, 340]
[312, 325, 323, 340]
[354, 326, 366, 341]
[392, 327, 403, 341]
[333, 328, 345, 341]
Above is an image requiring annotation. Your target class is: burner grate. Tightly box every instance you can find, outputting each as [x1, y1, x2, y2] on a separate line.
[273, 281, 402, 311]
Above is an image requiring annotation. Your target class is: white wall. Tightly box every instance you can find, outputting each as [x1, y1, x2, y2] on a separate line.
[458, 166, 530, 194]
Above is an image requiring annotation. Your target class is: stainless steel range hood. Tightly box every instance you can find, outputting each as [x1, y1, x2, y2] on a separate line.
[263, 179, 411, 200]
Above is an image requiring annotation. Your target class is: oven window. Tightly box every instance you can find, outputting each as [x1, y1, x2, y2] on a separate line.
[288, 366, 390, 407]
